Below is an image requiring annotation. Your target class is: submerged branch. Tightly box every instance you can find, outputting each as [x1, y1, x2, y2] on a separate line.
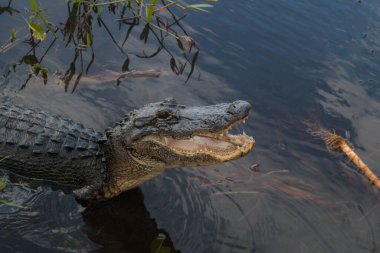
[312, 128, 380, 189]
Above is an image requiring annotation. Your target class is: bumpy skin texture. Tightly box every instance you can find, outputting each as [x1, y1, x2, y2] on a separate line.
[0, 103, 108, 193]
[102, 98, 252, 199]
[0, 99, 252, 200]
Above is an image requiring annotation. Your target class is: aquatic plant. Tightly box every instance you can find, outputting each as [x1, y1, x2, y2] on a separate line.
[26, 0, 215, 41]
[1, 0, 218, 91]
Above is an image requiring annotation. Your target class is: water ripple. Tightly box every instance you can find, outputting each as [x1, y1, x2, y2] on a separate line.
[0, 176, 95, 253]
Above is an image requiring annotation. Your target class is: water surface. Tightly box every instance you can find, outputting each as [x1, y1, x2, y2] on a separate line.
[1, 0, 380, 252]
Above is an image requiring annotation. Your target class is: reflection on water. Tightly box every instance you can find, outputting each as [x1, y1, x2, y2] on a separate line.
[0, 175, 93, 252]
[1, 0, 380, 252]
[0, 0, 199, 92]
[0, 174, 181, 253]
[82, 188, 181, 253]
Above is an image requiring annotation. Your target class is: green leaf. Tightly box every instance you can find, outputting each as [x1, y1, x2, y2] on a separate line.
[10, 29, 17, 43]
[86, 32, 92, 46]
[93, 0, 130, 7]
[28, 0, 38, 12]
[0, 178, 6, 192]
[146, 0, 159, 23]
[33, 63, 41, 75]
[28, 22, 47, 41]
[183, 4, 213, 12]
[41, 67, 48, 84]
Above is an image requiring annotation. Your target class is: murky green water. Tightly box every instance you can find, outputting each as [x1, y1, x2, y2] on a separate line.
[1, 0, 380, 252]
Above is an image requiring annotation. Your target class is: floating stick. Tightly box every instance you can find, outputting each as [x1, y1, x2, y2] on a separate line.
[312, 129, 380, 189]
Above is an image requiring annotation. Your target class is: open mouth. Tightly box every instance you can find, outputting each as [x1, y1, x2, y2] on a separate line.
[141, 115, 255, 161]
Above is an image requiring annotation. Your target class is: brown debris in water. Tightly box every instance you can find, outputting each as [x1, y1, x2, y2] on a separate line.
[312, 128, 380, 190]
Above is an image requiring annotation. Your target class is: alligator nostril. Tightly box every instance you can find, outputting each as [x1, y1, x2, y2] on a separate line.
[227, 101, 240, 114]
[227, 101, 251, 114]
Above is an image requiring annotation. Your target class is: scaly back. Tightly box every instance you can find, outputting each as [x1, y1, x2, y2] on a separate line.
[0, 103, 107, 188]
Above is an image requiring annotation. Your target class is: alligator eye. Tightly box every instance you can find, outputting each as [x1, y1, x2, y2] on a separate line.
[156, 110, 172, 120]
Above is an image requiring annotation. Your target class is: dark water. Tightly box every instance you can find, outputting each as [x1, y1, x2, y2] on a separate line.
[1, 0, 380, 252]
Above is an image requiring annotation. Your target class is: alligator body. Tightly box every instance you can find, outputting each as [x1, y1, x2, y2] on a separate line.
[0, 99, 254, 200]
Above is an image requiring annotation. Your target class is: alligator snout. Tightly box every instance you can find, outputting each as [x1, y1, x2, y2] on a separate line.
[227, 100, 251, 115]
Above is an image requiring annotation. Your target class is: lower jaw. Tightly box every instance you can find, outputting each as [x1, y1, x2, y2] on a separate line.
[169, 138, 255, 162]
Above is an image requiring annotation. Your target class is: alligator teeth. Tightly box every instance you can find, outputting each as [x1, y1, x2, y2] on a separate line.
[243, 119, 246, 123]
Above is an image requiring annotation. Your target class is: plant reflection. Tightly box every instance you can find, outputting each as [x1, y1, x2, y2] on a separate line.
[2, 0, 203, 92]
[0, 0, 18, 16]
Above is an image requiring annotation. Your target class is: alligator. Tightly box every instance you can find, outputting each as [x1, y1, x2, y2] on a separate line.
[0, 98, 254, 200]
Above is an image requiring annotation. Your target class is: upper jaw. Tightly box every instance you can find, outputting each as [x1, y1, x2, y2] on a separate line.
[173, 100, 252, 136]
[129, 100, 253, 143]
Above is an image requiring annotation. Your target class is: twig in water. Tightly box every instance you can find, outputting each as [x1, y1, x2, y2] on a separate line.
[211, 191, 260, 196]
[117, 69, 161, 79]
[313, 128, 380, 189]
[0, 38, 19, 53]
[263, 169, 289, 176]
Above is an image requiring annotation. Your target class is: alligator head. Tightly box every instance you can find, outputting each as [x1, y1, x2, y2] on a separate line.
[101, 98, 255, 198]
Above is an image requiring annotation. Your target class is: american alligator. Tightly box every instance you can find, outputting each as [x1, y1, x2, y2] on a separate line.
[0, 98, 254, 200]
